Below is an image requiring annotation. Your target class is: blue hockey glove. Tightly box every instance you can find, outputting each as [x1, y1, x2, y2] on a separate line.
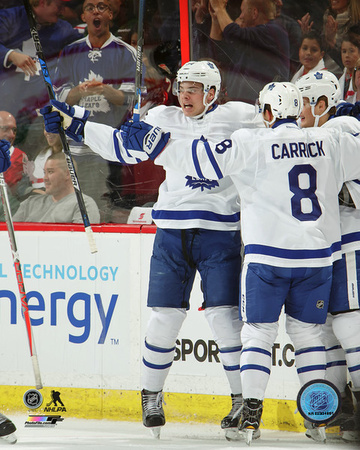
[120, 121, 170, 160]
[40, 100, 90, 142]
[40, 104, 62, 134]
[0, 139, 11, 173]
[336, 101, 360, 120]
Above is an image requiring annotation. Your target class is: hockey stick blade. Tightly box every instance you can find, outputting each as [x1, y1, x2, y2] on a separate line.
[31, 355, 43, 390]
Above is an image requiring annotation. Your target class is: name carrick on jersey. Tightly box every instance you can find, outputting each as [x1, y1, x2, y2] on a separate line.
[156, 120, 360, 268]
[84, 102, 262, 230]
[323, 115, 360, 254]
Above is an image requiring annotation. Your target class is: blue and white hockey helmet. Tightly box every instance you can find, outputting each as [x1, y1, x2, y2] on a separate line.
[258, 82, 303, 123]
[174, 60, 221, 107]
[295, 70, 341, 109]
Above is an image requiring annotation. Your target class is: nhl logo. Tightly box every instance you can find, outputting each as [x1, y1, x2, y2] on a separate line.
[297, 379, 341, 425]
[23, 389, 43, 410]
[316, 300, 325, 309]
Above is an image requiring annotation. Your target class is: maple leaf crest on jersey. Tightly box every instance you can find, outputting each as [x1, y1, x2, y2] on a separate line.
[185, 176, 219, 191]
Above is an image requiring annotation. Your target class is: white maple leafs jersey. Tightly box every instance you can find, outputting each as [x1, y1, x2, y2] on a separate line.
[84, 102, 262, 230]
[323, 115, 360, 254]
[156, 121, 360, 268]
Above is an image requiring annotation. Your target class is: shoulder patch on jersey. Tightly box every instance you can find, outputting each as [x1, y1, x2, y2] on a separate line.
[185, 176, 219, 191]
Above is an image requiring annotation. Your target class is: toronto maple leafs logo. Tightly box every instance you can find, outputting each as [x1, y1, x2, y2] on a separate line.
[185, 176, 219, 191]
[314, 72, 323, 80]
[268, 83, 276, 91]
[78, 71, 111, 115]
[88, 49, 102, 62]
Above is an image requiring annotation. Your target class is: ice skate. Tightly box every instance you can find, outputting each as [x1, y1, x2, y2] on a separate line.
[304, 420, 326, 442]
[221, 393, 243, 441]
[341, 409, 360, 442]
[238, 398, 263, 446]
[326, 383, 354, 439]
[141, 389, 165, 439]
[0, 413, 17, 444]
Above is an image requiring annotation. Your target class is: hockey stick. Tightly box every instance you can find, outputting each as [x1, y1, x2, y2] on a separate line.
[179, 0, 192, 64]
[22, 0, 97, 253]
[133, 0, 145, 122]
[0, 174, 43, 389]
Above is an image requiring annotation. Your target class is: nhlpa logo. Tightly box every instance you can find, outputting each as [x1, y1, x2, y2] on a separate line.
[185, 176, 219, 191]
[44, 390, 66, 413]
[314, 72, 323, 80]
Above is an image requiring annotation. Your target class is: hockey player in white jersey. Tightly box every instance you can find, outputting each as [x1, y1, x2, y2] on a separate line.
[40, 60, 263, 440]
[114, 81, 360, 444]
[296, 70, 360, 442]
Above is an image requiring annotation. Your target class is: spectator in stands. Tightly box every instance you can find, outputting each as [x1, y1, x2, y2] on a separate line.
[273, 0, 302, 78]
[0, 0, 81, 140]
[323, 0, 360, 69]
[0, 111, 29, 220]
[0, 111, 29, 198]
[192, 0, 209, 25]
[108, 0, 136, 38]
[283, 0, 329, 33]
[339, 30, 360, 102]
[299, 0, 360, 76]
[13, 152, 100, 223]
[61, 0, 86, 33]
[352, 57, 360, 102]
[207, 0, 290, 103]
[28, 128, 63, 193]
[53, 0, 138, 220]
[291, 31, 326, 83]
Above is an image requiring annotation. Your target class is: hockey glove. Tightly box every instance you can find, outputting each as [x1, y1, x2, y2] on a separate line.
[120, 120, 170, 160]
[40, 100, 90, 142]
[336, 101, 360, 120]
[40, 104, 62, 134]
[0, 139, 11, 173]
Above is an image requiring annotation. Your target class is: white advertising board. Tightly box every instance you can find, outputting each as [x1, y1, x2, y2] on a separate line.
[0, 228, 300, 401]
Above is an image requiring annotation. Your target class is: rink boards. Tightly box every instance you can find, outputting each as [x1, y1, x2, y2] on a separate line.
[0, 224, 304, 431]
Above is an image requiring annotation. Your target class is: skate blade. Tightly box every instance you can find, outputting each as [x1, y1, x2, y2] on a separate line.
[318, 425, 326, 443]
[306, 425, 326, 443]
[150, 427, 161, 439]
[342, 430, 360, 442]
[0, 432, 17, 444]
[244, 428, 255, 446]
[224, 428, 243, 441]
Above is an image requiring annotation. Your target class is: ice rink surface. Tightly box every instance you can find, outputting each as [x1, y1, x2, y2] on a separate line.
[4, 416, 359, 450]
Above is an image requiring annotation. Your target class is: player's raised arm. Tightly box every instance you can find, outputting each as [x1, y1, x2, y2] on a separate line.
[40, 95, 237, 180]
